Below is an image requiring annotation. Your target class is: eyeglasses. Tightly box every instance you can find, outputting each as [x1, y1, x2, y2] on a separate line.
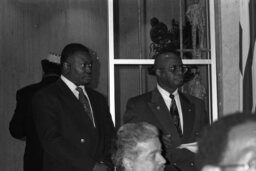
[81, 63, 93, 69]
[168, 65, 188, 74]
[217, 159, 256, 170]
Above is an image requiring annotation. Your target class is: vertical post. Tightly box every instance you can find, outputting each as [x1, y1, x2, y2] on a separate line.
[108, 0, 115, 125]
[179, 0, 184, 58]
[209, 0, 218, 122]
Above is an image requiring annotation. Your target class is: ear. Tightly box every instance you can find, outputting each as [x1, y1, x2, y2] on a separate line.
[155, 68, 161, 77]
[201, 165, 221, 171]
[122, 158, 133, 171]
[63, 62, 70, 71]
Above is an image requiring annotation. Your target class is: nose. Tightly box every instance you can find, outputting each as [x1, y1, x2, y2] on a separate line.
[85, 65, 92, 73]
[157, 153, 166, 165]
[176, 67, 184, 75]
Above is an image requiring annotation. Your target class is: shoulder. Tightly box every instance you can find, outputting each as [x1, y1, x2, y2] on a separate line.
[86, 87, 106, 99]
[16, 82, 42, 98]
[18, 82, 40, 92]
[33, 81, 60, 98]
[179, 91, 205, 105]
[127, 91, 153, 104]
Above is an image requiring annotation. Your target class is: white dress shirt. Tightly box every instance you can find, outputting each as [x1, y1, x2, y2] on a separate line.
[157, 84, 184, 133]
[61, 75, 96, 127]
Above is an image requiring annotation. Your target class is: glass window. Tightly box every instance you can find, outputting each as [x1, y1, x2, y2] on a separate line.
[108, 0, 217, 127]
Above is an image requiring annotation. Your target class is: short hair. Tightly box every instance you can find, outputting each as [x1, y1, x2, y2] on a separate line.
[41, 60, 61, 75]
[154, 51, 180, 70]
[60, 43, 90, 66]
[112, 122, 159, 170]
[196, 112, 256, 170]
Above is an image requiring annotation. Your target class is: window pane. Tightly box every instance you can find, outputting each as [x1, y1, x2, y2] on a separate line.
[114, 0, 211, 60]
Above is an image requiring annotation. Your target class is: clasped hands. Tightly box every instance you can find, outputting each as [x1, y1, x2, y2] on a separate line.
[162, 134, 198, 153]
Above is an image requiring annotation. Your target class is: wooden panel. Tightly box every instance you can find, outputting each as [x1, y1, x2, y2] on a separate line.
[0, 0, 108, 170]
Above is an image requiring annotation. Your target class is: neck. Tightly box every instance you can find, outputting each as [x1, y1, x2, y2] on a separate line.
[43, 73, 59, 78]
[158, 84, 177, 94]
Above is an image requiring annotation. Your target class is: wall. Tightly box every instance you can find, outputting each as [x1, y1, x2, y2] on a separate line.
[218, 0, 241, 115]
[0, 0, 108, 170]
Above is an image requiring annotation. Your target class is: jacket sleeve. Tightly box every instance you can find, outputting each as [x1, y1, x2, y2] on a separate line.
[9, 90, 27, 139]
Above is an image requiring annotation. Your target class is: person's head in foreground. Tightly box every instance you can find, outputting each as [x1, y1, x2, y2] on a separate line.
[196, 112, 256, 171]
[112, 122, 166, 171]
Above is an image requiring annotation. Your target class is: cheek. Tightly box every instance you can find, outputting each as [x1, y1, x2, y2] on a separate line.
[135, 161, 155, 171]
[133, 156, 153, 171]
[74, 67, 86, 76]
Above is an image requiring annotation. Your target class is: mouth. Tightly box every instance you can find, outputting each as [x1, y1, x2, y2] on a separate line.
[159, 165, 165, 171]
[175, 77, 183, 84]
[82, 75, 92, 82]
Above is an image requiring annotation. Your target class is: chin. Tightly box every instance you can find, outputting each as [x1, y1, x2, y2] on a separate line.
[83, 82, 90, 86]
[82, 79, 91, 85]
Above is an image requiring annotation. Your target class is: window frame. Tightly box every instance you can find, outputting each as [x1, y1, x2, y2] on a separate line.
[107, 0, 218, 125]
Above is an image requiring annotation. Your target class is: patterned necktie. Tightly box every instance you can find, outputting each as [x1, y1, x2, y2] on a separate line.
[76, 87, 93, 122]
[169, 94, 182, 136]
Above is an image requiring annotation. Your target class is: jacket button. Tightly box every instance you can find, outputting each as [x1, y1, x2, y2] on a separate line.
[190, 163, 194, 166]
[173, 163, 177, 165]
[80, 138, 85, 143]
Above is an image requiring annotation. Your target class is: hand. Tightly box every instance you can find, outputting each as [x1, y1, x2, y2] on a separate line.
[162, 134, 172, 149]
[178, 142, 198, 153]
[92, 162, 112, 171]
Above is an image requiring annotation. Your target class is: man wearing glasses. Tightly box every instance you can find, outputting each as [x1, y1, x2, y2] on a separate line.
[196, 112, 256, 171]
[124, 51, 208, 171]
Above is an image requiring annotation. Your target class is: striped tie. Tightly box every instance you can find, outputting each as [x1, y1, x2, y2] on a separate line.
[76, 87, 93, 122]
[170, 94, 182, 136]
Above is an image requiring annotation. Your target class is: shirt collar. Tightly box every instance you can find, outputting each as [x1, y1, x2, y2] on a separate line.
[61, 75, 83, 92]
[157, 84, 178, 97]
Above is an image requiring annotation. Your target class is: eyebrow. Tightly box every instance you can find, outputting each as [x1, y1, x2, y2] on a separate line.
[149, 148, 162, 155]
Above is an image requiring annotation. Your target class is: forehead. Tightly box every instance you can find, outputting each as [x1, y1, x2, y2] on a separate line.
[229, 122, 256, 143]
[68, 51, 92, 63]
[136, 138, 161, 155]
[224, 122, 256, 161]
[157, 53, 182, 67]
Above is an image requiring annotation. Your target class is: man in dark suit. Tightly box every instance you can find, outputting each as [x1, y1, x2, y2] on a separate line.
[124, 51, 208, 171]
[32, 43, 115, 171]
[9, 53, 61, 171]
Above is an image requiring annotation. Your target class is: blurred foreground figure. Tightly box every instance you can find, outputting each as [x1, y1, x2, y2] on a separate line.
[196, 112, 256, 171]
[112, 122, 166, 171]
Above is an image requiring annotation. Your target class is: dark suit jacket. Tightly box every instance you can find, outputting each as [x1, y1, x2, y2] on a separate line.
[9, 75, 59, 171]
[32, 79, 115, 171]
[124, 88, 208, 171]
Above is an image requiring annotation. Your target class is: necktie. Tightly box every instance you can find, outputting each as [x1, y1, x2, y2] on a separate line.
[169, 94, 182, 136]
[76, 87, 93, 122]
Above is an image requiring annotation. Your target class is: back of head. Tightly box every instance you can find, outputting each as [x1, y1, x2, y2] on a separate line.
[112, 122, 159, 170]
[196, 112, 256, 170]
[41, 53, 61, 76]
[60, 43, 90, 67]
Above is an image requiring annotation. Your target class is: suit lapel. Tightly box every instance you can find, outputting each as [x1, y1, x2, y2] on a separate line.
[179, 92, 195, 142]
[149, 88, 182, 145]
[56, 80, 95, 129]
